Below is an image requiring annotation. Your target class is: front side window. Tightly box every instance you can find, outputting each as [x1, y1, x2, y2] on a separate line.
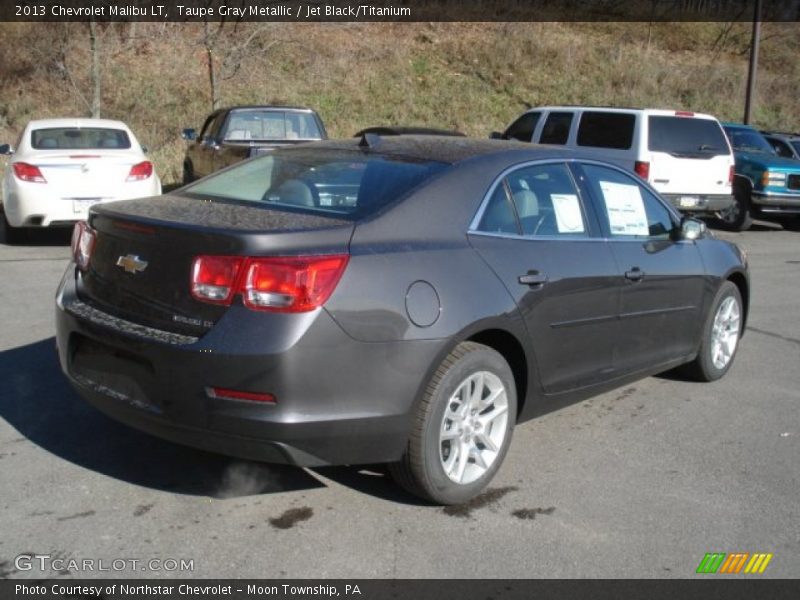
[582, 164, 675, 239]
[183, 148, 447, 220]
[539, 112, 574, 145]
[31, 128, 131, 150]
[504, 112, 541, 142]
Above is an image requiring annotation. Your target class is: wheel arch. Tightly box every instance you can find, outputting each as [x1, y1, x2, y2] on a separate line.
[726, 270, 750, 334]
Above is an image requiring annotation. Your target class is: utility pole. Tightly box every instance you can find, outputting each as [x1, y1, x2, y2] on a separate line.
[743, 0, 762, 124]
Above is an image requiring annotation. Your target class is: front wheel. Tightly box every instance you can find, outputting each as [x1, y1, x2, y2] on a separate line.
[684, 281, 743, 382]
[389, 342, 517, 505]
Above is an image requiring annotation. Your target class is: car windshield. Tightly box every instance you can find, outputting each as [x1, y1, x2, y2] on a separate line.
[791, 141, 800, 156]
[223, 111, 322, 141]
[724, 128, 775, 155]
[182, 148, 449, 219]
[31, 127, 132, 150]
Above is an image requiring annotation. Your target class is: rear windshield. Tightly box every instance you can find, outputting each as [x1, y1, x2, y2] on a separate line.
[724, 128, 776, 155]
[183, 149, 449, 219]
[648, 116, 729, 157]
[31, 127, 132, 150]
[577, 112, 636, 150]
[224, 111, 322, 141]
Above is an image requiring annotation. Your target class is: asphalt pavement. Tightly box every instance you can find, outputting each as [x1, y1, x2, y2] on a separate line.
[0, 222, 797, 579]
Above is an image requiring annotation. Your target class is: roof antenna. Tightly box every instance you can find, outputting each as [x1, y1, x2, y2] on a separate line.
[359, 132, 380, 149]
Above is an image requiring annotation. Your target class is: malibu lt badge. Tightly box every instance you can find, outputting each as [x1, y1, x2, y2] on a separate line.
[116, 254, 148, 274]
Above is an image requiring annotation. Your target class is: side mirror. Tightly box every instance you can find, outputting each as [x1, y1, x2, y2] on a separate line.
[679, 217, 706, 241]
[182, 128, 197, 141]
[0, 144, 12, 155]
[141, 145, 149, 154]
[489, 131, 504, 140]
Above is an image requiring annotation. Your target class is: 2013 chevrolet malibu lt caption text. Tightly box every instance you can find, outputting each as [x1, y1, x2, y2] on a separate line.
[55, 136, 749, 504]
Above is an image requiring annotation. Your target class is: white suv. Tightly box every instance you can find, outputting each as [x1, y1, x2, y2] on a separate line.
[493, 106, 734, 216]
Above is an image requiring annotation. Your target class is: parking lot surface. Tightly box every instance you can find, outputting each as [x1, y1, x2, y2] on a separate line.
[0, 223, 798, 579]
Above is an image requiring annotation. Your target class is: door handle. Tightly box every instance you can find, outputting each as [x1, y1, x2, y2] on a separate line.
[519, 270, 548, 287]
[625, 268, 645, 282]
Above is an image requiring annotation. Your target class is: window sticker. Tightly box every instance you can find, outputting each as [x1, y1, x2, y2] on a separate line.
[550, 194, 585, 233]
[599, 180, 648, 236]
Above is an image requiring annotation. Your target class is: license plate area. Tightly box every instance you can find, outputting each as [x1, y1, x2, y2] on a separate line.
[679, 196, 700, 208]
[72, 198, 102, 213]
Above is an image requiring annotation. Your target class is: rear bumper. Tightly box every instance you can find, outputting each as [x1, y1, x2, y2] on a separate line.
[661, 193, 733, 214]
[55, 266, 443, 466]
[752, 190, 800, 213]
[3, 179, 161, 228]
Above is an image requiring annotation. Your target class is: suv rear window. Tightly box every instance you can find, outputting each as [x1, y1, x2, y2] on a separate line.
[577, 112, 635, 150]
[648, 116, 728, 157]
[183, 148, 448, 220]
[31, 128, 132, 150]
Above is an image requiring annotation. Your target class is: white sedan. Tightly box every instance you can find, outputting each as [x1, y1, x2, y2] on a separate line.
[1, 118, 161, 242]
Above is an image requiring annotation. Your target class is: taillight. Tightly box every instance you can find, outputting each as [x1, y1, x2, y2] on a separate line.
[71, 221, 96, 271]
[191, 256, 244, 304]
[126, 161, 153, 181]
[12, 162, 46, 183]
[634, 160, 650, 180]
[190, 254, 349, 313]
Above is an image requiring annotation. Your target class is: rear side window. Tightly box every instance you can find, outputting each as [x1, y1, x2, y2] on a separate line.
[539, 112, 573, 145]
[504, 112, 541, 142]
[31, 128, 132, 150]
[577, 112, 636, 150]
[184, 149, 448, 220]
[506, 163, 587, 237]
[478, 185, 519, 234]
[648, 116, 729, 157]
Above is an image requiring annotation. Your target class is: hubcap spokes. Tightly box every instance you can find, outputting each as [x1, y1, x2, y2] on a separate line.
[439, 371, 509, 484]
[710, 296, 741, 370]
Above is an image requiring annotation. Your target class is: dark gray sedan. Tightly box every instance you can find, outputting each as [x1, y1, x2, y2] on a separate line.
[56, 136, 749, 504]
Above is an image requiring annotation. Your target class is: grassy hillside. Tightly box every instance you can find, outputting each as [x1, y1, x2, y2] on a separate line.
[1, 21, 798, 184]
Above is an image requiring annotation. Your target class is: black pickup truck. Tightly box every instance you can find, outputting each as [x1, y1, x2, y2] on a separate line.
[181, 105, 327, 183]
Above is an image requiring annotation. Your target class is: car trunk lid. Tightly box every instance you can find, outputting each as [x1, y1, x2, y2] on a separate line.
[79, 194, 354, 337]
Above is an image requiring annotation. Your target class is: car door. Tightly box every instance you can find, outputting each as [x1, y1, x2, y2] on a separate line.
[195, 112, 226, 178]
[468, 161, 621, 395]
[575, 162, 707, 373]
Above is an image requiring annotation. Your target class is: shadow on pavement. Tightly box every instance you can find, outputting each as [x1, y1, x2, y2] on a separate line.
[0, 337, 426, 504]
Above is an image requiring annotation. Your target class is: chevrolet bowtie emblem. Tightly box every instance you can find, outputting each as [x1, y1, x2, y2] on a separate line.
[116, 254, 148, 274]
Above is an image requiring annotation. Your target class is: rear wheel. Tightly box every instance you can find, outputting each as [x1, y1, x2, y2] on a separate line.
[684, 281, 743, 382]
[1, 210, 24, 245]
[719, 182, 753, 231]
[389, 342, 517, 505]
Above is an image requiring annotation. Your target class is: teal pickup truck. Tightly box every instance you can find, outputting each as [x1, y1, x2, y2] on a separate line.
[721, 123, 800, 231]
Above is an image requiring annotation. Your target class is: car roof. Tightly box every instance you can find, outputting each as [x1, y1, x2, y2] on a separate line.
[25, 118, 132, 130]
[291, 135, 597, 165]
[762, 131, 800, 140]
[221, 105, 316, 113]
[722, 122, 756, 130]
[353, 126, 466, 137]
[522, 106, 719, 120]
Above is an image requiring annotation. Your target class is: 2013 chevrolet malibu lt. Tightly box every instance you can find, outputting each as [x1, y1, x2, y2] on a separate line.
[56, 136, 749, 504]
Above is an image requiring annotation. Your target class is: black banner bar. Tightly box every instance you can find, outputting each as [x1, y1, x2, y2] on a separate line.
[2, 0, 800, 22]
[3, 580, 800, 600]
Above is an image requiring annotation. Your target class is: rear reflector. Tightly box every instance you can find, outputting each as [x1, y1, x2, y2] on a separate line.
[126, 161, 153, 181]
[13, 162, 46, 183]
[190, 254, 349, 313]
[71, 221, 96, 271]
[634, 160, 650, 180]
[729, 165, 735, 185]
[207, 387, 276, 404]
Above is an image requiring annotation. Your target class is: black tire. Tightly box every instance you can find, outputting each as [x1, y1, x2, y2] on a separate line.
[719, 182, 753, 231]
[389, 341, 517, 505]
[683, 281, 743, 382]
[182, 162, 194, 186]
[1, 210, 24, 245]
